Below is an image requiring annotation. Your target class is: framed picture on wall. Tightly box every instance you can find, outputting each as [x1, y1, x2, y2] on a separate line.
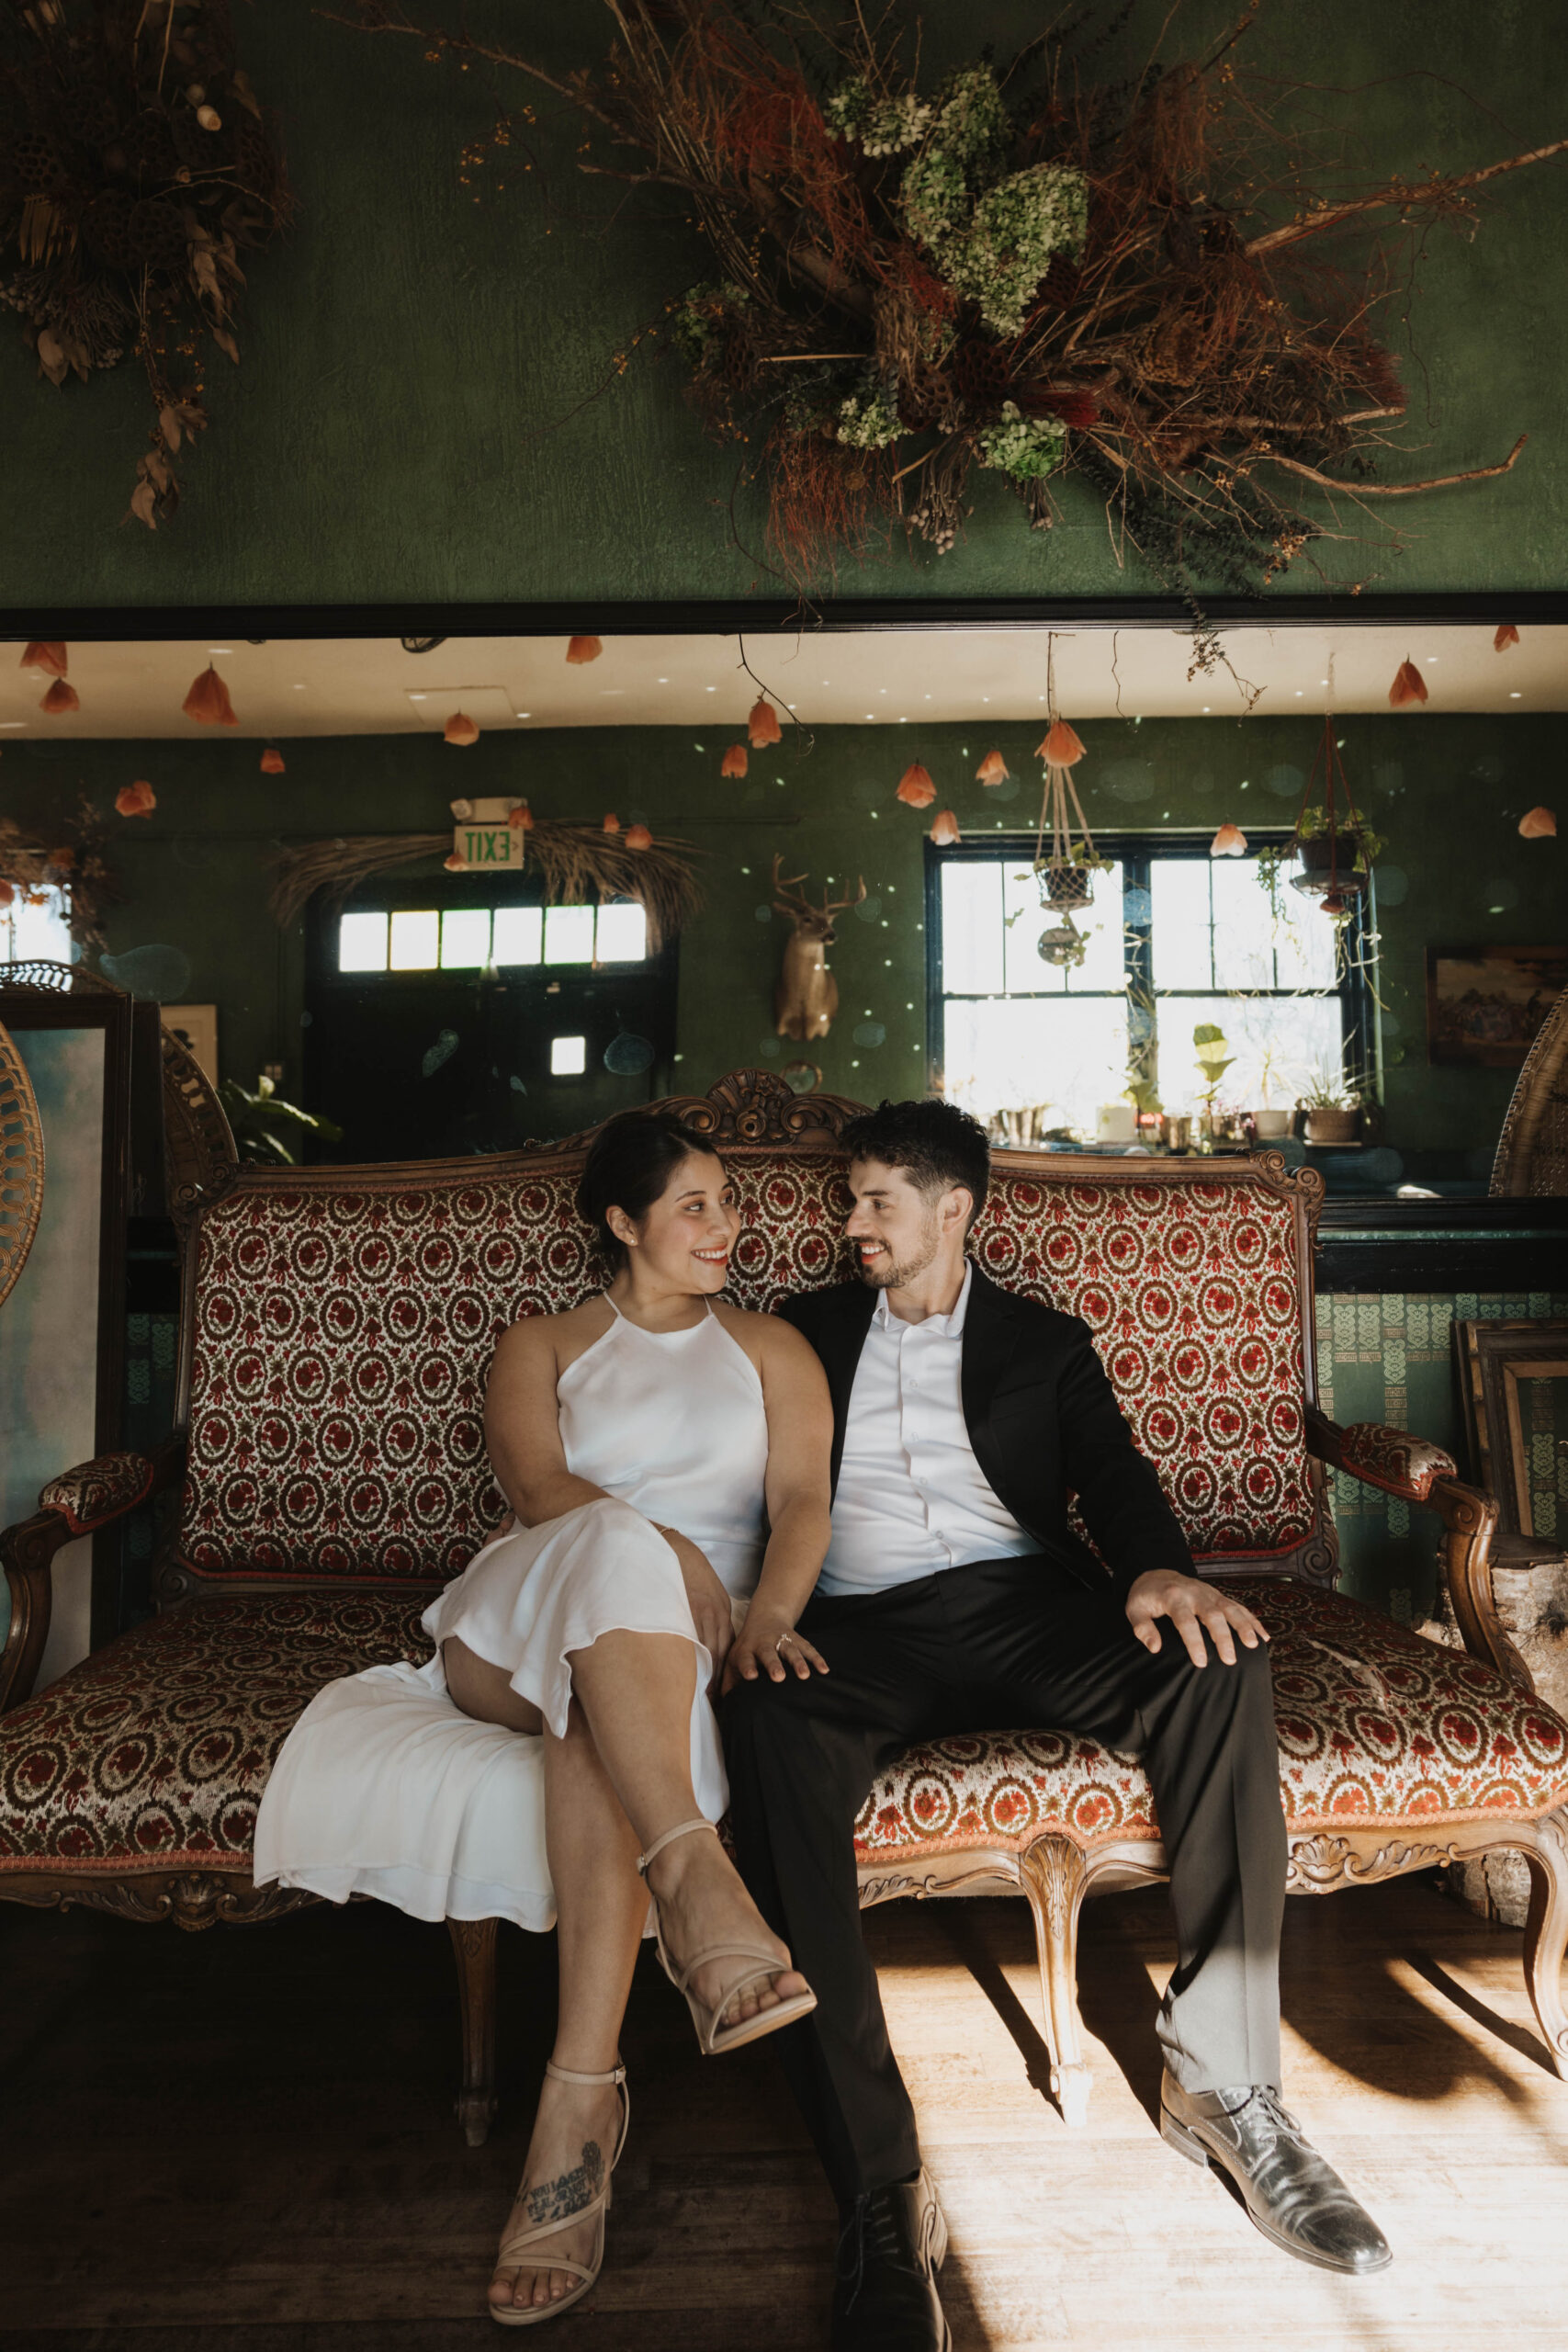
[161, 1002, 218, 1085]
[0, 992, 132, 1686]
[1425, 944, 1568, 1067]
[1455, 1317, 1568, 1554]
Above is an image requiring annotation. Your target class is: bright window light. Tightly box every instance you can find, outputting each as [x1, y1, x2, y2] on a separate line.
[492, 906, 543, 966]
[0, 884, 72, 965]
[544, 905, 595, 965]
[595, 901, 648, 962]
[389, 909, 439, 970]
[338, 910, 389, 972]
[440, 908, 491, 968]
[550, 1034, 587, 1076]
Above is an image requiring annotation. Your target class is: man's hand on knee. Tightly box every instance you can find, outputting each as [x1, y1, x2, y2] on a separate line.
[1125, 1570, 1269, 1668]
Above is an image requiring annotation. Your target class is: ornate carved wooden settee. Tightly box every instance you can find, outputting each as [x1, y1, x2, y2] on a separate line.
[5, 1068, 1568, 2144]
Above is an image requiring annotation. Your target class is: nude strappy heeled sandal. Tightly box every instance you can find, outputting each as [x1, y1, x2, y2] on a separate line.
[489, 2058, 629, 2329]
[637, 1817, 818, 2055]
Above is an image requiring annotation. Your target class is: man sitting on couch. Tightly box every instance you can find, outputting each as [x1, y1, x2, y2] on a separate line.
[723, 1096, 1389, 2352]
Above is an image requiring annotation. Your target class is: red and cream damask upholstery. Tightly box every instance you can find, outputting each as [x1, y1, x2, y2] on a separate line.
[39, 1451, 157, 1536]
[6, 1576, 1564, 1883]
[0, 1595, 430, 1873]
[177, 1160, 1314, 1587]
[852, 1577, 1568, 1868]
[1336, 1422, 1458, 1504]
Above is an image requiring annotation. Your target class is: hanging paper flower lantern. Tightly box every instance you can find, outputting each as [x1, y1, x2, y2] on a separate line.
[976, 750, 1010, 786]
[183, 664, 238, 725]
[625, 822, 653, 851]
[443, 851, 468, 871]
[929, 809, 961, 846]
[720, 743, 749, 778]
[1495, 623, 1521, 651]
[444, 710, 479, 746]
[566, 635, 603, 664]
[1518, 806, 1557, 838]
[1210, 822, 1247, 856]
[602, 812, 621, 834]
[115, 780, 157, 817]
[508, 801, 535, 832]
[259, 747, 286, 774]
[20, 641, 67, 676]
[897, 761, 937, 808]
[748, 695, 783, 748]
[1036, 717, 1086, 766]
[1387, 659, 1427, 708]
[39, 678, 79, 714]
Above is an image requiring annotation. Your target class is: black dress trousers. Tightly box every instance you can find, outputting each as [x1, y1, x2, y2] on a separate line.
[722, 1553, 1287, 2205]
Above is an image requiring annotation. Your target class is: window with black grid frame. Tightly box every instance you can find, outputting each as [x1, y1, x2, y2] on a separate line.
[927, 832, 1370, 1141]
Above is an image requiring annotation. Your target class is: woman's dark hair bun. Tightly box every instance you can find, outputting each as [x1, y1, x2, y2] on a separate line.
[575, 1112, 723, 1271]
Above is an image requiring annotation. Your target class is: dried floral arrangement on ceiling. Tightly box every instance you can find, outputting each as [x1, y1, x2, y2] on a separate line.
[0, 795, 118, 950]
[2, 0, 293, 526]
[336, 0, 1561, 622]
[267, 819, 704, 948]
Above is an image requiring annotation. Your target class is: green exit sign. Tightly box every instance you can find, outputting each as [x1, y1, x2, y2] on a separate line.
[451, 824, 523, 868]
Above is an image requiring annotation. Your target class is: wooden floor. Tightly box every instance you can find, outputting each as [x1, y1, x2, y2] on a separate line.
[5, 1874, 1568, 2349]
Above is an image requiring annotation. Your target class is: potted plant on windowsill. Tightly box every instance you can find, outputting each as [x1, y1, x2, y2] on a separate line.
[1298, 1066, 1363, 1146]
[1192, 1022, 1235, 1148]
[1252, 1037, 1294, 1140]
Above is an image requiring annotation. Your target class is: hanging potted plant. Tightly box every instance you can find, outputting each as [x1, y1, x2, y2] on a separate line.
[1289, 716, 1387, 917]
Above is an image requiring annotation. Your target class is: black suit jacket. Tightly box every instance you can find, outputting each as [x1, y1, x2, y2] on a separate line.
[779, 1263, 1194, 1606]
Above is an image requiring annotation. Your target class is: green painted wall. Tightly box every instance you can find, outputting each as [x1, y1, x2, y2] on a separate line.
[2, 707, 1559, 1166]
[3, 1, 1566, 606]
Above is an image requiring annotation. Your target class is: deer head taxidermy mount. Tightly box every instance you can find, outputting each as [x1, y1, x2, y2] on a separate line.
[771, 854, 866, 1041]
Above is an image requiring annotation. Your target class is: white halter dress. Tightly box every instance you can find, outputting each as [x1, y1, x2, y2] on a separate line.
[253, 1296, 770, 1931]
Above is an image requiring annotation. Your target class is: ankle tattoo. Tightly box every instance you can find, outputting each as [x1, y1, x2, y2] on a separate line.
[525, 2141, 604, 2227]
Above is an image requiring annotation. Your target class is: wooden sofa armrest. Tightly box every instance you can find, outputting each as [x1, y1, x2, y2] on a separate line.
[1304, 1405, 1526, 1691]
[0, 1434, 188, 1716]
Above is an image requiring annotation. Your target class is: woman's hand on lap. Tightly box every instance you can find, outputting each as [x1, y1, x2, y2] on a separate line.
[722, 1609, 829, 1693]
[657, 1526, 736, 1694]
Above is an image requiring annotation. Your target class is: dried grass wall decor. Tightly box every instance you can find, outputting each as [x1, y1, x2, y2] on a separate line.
[2, 0, 294, 527]
[335, 0, 1562, 623]
[267, 820, 703, 950]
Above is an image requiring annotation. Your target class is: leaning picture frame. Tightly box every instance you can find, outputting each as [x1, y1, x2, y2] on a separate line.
[1454, 1316, 1568, 1552]
[0, 991, 132, 1683]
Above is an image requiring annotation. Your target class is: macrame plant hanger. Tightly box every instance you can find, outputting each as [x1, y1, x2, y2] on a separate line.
[1033, 634, 1100, 967]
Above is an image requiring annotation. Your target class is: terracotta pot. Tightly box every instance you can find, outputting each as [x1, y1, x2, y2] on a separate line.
[1303, 1105, 1359, 1146]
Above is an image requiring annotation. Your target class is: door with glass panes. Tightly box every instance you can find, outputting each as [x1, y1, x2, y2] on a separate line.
[304, 874, 676, 1162]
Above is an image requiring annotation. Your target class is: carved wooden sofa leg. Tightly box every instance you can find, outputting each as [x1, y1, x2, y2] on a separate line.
[1519, 1809, 1568, 2082]
[448, 1917, 500, 2148]
[1019, 1835, 1092, 2126]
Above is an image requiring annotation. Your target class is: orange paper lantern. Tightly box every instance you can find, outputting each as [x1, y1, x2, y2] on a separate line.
[1518, 806, 1557, 839]
[602, 812, 621, 834]
[625, 823, 653, 851]
[976, 750, 1010, 786]
[444, 711, 479, 746]
[748, 695, 783, 748]
[115, 780, 157, 817]
[929, 809, 961, 846]
[20, 641, 67, 676]
[259, 747, 286, 774]
[896, 761, 936, 808]
[508, 802, 535, 831]
[720, 743, 749, 779]
[39, 677, 79, 714]
[1495, 623, 1521, 652]
[566, 635, 603, 664]
[444, 851, 468, 871]
[1210, 822, 1247, 856]
[1036, 718, 1086, 765]
[183, 664, 237, 725]
[1388, 659, 1427, 708]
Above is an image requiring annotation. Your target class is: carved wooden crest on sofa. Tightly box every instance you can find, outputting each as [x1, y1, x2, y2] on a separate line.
[4, 1069, 1566, 2147]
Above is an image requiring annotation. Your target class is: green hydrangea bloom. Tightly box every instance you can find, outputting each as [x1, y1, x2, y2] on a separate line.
[836, 379, 902, 448]
[825, 77, 933, 158]
[943, 164, 1089, 335]
[976, 401, 1066, 481]
[931, 65, 1011, 174]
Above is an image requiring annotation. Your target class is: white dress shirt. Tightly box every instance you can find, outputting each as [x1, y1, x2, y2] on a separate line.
[817, 1264, 1039, 1596]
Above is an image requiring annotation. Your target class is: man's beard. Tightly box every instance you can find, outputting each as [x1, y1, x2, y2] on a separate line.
[855, 1211, 942, 1290]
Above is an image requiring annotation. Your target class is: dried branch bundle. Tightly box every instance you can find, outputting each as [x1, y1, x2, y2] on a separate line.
[1, 0, 295, 525]
[333, 0, 1559, 606]
[267, 820, 704, 949]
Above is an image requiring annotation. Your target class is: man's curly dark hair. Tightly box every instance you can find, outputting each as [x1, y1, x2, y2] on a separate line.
[839, 1097, 991, 1235]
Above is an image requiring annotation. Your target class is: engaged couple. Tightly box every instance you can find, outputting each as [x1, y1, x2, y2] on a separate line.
[254, 1096, 1390, 2345]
